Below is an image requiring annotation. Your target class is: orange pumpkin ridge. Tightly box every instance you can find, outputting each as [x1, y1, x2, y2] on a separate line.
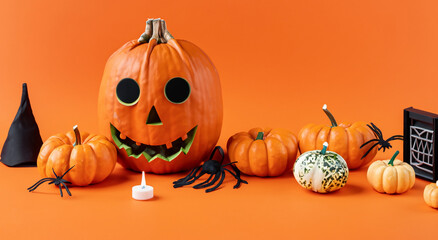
[423, 181, 438, 208]
[298, 105, 377, 170]
[37, 126, 117, 186]
[367, 151, 415, 194]
[227, 128, 298, 177]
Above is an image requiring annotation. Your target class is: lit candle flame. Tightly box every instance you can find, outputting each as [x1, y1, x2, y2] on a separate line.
[141, 171, 146, 189]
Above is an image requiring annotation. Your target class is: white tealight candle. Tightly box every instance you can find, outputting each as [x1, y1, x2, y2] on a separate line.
[132, 171, 154, 200]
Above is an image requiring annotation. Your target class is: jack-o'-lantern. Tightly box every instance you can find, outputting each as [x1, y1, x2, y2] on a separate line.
[98, 19, 223, 174]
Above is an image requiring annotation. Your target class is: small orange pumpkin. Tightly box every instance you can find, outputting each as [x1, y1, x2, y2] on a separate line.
[424, 181, 438, 209]
[366, 151, 415, 194]
[298, 105, 377, 169]
[227, 128, 298, 177]
[37, 126, 117, 186]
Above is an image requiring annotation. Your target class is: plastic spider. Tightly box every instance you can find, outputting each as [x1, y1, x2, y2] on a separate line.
[173, 146, 248, 193]
[28, 166, 75, 197]
[360, 123, 403, 159]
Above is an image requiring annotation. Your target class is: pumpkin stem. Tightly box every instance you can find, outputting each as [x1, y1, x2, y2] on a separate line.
[320, 142, 329, 155]
[322, 104, 338, 127]
[73, 125, 81, 146]
[256, 132, 264, 140]
[388, 150, 399, 166]
[138, 19, 174, 44]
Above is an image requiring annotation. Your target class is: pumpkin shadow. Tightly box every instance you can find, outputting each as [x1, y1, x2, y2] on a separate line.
[336, 183, 365, 196]
[87, 166, 133, 189]
[239, 169, 294, 180]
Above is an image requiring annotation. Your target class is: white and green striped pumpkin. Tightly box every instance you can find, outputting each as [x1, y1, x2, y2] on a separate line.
[293, 142, 349, 193]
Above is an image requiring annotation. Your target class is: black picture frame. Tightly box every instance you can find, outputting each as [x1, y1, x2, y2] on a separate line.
[403, 107, 438, 182]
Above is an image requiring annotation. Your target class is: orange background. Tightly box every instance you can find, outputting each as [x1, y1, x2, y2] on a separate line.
[0, 0, 437, 239]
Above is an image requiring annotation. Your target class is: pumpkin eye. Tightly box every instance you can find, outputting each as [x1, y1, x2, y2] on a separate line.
[116, 78, 140, 106]
[164, 77, 191, 104]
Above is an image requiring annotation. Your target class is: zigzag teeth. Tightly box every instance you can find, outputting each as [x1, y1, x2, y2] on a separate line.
[182, 133, 188, 141]
[111, 124, 197, 162]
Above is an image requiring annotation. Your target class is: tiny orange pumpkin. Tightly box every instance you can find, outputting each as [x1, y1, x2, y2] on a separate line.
[424, 181, 438, 209]
[367, 151, 415, 194]
[227, 128, 298, 177]
[37, 126, 117, 186]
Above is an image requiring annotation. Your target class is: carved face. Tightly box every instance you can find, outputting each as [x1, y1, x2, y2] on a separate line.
[98, 38, 223, 174]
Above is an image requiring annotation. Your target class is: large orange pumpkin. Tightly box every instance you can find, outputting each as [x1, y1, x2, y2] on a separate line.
[37, 126, 117, 186]
[98, 19, 223, 174]
[227, 128, 298, 177]
[298, 105, 377, 169]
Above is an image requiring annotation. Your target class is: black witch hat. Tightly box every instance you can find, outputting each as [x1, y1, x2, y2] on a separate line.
[1, 83, 43, 167]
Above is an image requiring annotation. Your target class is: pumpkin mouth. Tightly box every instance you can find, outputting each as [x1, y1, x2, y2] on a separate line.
[110, 124, 197, 162]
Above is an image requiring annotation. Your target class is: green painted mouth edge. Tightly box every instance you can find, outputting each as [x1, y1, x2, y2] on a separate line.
[110, 124, 197, 162]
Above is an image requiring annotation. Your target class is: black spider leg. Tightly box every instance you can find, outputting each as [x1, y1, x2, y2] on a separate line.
[192, 174, 214, 189]
[210, 146, 225, 164]
[386, 135, 404, 143]
[360, 123, 387, 159]
[46, 179, 64, 197]
[173, 166, 201, 185]
[360, 139, 379, 149]
[60, 165, 75, 179]
[230, 164, 245, 182]
[378, 136, 401, 151]
[221, 161, 237, 167]
[51, 167, 74, 197]
[388, 135, 404, 139]
[360, 123, 404, 159]
[361, 142, 381, 159]
[176, 167, 203, 185]
[58, 184, 64, 197]
[192, 161, 239, 189]
[174, 168, 205, 188]
[27, 178, 55, 192]
[223, 169, 245, 188]
[219, 161, 248, 185]
[366, 123, 380, 139]
[52, 168, 59, 178]
[180, 170, 206, 186]
[194, 171, 222, 189]
[225, 164, 248, 188]
[377, 143, 392, 151]
[174, 147, 224, 187]
[370, 123, 384, 140]
[206, 171, 226, 193]
[61, 182, 72, 196]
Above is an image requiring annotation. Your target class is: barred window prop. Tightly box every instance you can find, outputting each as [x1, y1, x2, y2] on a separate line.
[404, 107, 438, 182]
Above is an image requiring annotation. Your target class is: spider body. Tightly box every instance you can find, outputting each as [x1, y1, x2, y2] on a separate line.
[28, 166, 74, 197]
[360, 123, 403, 159]
[173, 146, 248, 193]
[202, 159, 221, 174]
[378, 140, 392, 150]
